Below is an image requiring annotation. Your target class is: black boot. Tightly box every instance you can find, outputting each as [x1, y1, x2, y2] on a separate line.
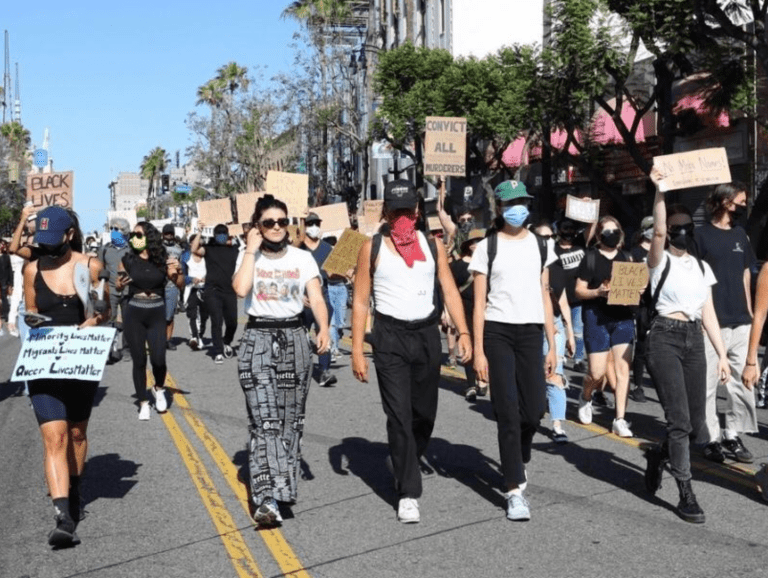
[644, 444, 668, 495]
[675, 478, 705, 524]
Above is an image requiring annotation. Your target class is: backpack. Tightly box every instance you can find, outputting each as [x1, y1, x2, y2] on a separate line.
[485, 230, 548, 294]
[370, 232, 442, 316]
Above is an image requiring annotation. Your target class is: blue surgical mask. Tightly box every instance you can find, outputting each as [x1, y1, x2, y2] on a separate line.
[214, 233, 229, 245]
[503, 205, 529, 228]
[111, 230, 127, 248]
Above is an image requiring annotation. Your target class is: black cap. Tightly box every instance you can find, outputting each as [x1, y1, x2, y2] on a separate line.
[384, 179, 418, 211]
[162, 224, 175, 235]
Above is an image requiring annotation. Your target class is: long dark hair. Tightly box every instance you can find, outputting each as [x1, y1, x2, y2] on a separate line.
[136, 221, 167, 270]
[65, 208, 84, 253]
[706, 181, 747, 220]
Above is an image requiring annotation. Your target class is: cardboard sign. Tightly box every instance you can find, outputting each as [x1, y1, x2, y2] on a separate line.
[427, 215, 442, 232]
[653, 147, 732, 192]
[363, 200, 384, 224]
[566, 195, 600, 224]
[11, 326, 117, 382]
[228, 223, 244, 237]
[107, 209, 138, 229]
[26, 171, 74, 209]
[311, 203, 350, 234]
[197, 198, 233, 226]
[607, 262, 649, 306]
[266, 171, 309, 218]
[236, 192, 265, 224]
[424, 116, 467, 177]
[322, 228, 369, 277]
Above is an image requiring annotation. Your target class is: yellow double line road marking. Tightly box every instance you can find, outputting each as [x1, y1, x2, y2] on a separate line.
[150, 369, 310, 578]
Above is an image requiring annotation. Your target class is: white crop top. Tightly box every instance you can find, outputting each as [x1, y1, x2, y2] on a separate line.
[186, 255, 207, 288]
[650, 251, 717, 321]
[373, 232, 436, 321]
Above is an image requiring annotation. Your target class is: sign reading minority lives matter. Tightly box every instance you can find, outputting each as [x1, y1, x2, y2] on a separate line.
[323, 228, 369, 277]
[26, 170, 74, 209]
[653, 147, 732, 192]
[607, 261, 649, 306]
[566, 195, 600, 224]
[12, 326, 117, 382]
[424, 116, 467, 177]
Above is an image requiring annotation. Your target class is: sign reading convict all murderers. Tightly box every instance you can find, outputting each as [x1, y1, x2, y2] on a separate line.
[424, 116, 467, 177]
[26, 171, 74, 209]
[11, 326, 117, 382]
[653, 147, 732, 192]
[607, 262, 649, 307]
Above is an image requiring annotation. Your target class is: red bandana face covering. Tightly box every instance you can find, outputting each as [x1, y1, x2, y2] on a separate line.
[390, 213, 426, 268]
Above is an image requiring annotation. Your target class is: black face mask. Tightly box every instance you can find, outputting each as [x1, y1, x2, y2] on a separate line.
[730, 204, 746, 221]
[458, 218, 474, 235]
[668, 223, 695, 250]
[260, 235, 289, 253]
[38, 242, 70, 260]
[599, 230, 621, 249]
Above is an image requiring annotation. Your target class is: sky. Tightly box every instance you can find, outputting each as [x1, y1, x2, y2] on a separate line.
[5, 1, 302, 232]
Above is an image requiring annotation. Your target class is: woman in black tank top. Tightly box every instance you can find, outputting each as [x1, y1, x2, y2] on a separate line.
[21, 206, 110, 548]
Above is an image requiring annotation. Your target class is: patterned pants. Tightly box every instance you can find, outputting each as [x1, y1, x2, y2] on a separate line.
[238, 325, 312, 505]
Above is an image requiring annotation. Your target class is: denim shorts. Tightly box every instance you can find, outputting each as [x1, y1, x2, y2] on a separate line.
[583, 306, 634, 354]
[164, 284, 179, 321]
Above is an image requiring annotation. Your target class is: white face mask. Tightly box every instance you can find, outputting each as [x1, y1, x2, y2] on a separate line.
[642, 228, 653, 240]
[305, 225, 321, 239]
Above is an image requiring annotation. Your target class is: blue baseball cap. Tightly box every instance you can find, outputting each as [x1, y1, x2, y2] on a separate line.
[34, 206, 73, 245]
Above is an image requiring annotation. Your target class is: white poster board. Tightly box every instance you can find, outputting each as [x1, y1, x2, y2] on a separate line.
[565, 195, 600, 224]
[11, 327, 117, 382]
[653, 147, 732, 192]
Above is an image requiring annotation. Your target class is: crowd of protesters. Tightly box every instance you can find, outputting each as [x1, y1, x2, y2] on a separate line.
[5, 169, 768, 549]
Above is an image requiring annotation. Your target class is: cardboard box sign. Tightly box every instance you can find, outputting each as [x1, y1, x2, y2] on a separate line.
[607, 261, 649, 306]
[27, 171, 74, 209]
[565, 195, 600, 224]
[653, 147, 731, 192]
[236, 192, 265, 224]
[310, 203, 351, 233]
[197, 198, 233, 226]
[363, 200, 384, 224]
[266, 171, 309, 218]
[322, 229, 369, 277]
[424, 116, 467, 177]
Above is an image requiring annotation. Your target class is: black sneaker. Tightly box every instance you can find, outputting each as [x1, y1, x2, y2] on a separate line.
[629, 386, 647, 403]
[702, 441, 725, 463]
[592, 390, 611, 407]
[644, 445, 668, 494]
[48, 513, 80, 548]
[319, 371, 337, 387]
[166, 341, 177, 351]
[464, 386, 478, 402]
[675, 479, 705, 524]
[722, 436, 754, 463]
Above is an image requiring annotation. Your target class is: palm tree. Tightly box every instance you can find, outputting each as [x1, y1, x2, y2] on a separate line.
[140, 146, 170, 220]
[195, 79, 225, 109]
[1, 121, 31, 163]
[281, 0, 353, 23]
[215, 62, 249, 97]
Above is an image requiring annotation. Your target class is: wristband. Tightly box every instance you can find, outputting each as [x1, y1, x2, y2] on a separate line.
[746, 362, 757, 367]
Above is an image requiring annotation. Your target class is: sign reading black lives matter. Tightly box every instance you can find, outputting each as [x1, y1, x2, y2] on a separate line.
[11, 327, 117, 382]
[26, 170, 74, 209]
[424, 116, 467, 177]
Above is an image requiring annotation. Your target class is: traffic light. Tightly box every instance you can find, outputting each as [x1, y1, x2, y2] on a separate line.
[162, 174, 170, 192]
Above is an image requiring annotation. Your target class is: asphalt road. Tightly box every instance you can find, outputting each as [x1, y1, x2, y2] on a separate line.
[2, 310, 768, 578]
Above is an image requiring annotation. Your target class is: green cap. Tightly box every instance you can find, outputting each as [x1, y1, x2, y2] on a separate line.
[494, 180, 533, 201]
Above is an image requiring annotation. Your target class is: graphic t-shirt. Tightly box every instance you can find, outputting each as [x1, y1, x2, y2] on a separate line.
[244, 246, 321, 319]
[694, 223, 756, 327]
[555, 242, 586, 306]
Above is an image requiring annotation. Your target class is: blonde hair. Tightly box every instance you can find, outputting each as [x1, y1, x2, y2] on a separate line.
[597, 216, 625, 249]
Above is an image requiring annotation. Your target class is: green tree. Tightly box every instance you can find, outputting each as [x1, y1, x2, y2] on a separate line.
[0, 121, 32, 232]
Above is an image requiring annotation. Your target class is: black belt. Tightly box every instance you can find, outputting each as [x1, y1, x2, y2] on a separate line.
[247, 315, 302, 329]
[374, 311, 438, 330]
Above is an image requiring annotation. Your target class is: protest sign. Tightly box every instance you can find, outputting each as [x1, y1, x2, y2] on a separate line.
[11, 326, 117, 382]
[322, 228, 369, 277]
[236, 192, 265, 224]
[228, 223, 244, 237]
[363, 200, 384, 224]
[311, 203, 350, 234]
[427, 215, 442, 232]
[107, 209, 137, 229]
[424, 117, 467, 177]
[197, 198, 233, 226]
[266, 171, 309, 218]
[653, 147, 732, 192]
[566, 195, 600, 224]
[607, 261, 649, 306]
[26, 171, 74, 209]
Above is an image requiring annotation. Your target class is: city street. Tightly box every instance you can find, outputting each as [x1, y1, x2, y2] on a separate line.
[2, 311, 768, 578]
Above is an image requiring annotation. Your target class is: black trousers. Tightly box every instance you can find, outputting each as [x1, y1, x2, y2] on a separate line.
[371, 317, 442, 499]
[124, 299, 167, 402]
[186, 287, 209, 340]
[484, 321, 546, 488]
[205, 287, 237, 356]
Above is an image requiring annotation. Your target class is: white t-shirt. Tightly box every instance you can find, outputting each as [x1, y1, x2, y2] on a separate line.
[650, 251, 717, 321]
[468, 232, 557, 324]
[373, 232, 435, 321]
[244, 246, 320, 319]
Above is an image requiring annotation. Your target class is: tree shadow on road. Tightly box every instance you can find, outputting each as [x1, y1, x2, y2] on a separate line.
[82, 453, 140, 508]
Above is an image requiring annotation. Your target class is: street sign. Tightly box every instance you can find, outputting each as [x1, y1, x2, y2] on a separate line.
[34, 149, 48, 168]
[175, 185, 191, 194]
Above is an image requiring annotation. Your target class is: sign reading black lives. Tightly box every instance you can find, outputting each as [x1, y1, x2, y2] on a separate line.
[424, 116, 467, 177]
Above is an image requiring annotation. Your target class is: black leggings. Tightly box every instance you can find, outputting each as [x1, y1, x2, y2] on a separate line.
[124, 298, 167, 402]
[186, 288, 208, 340]
[205, 288, 237, 356]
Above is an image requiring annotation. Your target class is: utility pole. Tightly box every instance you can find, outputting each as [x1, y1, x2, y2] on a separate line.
[3, 30, 11, 124]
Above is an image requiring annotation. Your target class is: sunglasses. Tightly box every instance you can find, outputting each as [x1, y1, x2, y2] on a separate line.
[260, 218, 290, 229]
[130, 231, 144, 239]
[458, 217, 473, 224]
[305, 220, 322, 226]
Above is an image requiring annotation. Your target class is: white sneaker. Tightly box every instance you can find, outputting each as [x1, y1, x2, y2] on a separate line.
[223, 345, 234, 359]
[397, 498, 420, 523]
[153, 386, 168, 413]
[138, 403, 151, 421]
[214, 354, 224, 365]
[578, 395, 593, 424]
[612, 418, 633, 438]
[8, 326, 19, 337]
[506, 492, 531, 521]
[253, 498, 283, 527]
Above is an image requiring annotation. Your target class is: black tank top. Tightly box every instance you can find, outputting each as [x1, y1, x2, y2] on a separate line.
[34, 269, 85, 326]
[123, 253, 166, 297]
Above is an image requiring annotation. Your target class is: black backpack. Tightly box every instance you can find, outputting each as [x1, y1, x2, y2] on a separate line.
[485, 230, 548, 294]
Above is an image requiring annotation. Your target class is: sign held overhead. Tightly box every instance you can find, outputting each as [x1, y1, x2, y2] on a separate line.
[424, 116, 467, 177]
